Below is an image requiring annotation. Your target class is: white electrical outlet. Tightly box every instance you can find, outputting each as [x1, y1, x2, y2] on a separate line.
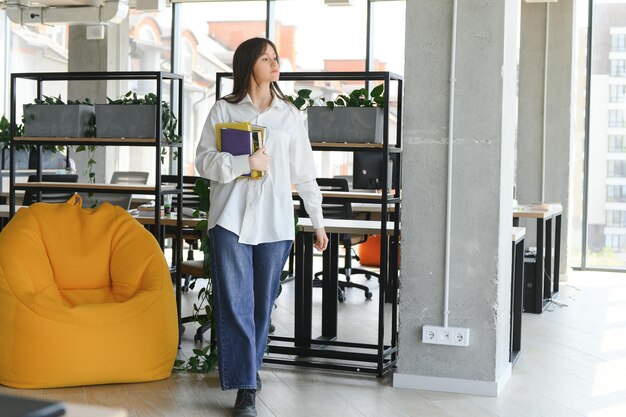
[422, 325, 470, 347]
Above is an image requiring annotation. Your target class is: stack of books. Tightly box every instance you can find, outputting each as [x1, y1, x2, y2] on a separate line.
[216, 121, 266, 179]
[136, 201, 164, 216]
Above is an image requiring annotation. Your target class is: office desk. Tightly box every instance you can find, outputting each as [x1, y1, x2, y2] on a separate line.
[510, 227, 525, 365]
[132, 212, 201, 228]
[513, 204, 562, 313]
[266, 217, 400, 376]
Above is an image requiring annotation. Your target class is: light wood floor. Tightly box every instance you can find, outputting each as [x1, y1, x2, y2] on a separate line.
[1, 269, 625, 417]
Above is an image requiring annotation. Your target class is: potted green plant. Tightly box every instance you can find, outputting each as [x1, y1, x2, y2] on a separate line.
[290, 85, 386, 144]
[23, 95, 95, 138]
[1, 115, 70, 170]
[96, 92, 180, 144]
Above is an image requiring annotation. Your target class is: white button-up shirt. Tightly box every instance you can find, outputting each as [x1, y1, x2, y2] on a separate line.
[195, 95, 324, 245]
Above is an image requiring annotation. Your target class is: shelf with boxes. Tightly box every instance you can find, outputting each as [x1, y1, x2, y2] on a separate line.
[7, 71, 184, 244]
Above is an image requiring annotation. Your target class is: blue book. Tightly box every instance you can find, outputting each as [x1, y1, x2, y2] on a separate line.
[220, 127, 254, 156]
[219, 127, 264, 178]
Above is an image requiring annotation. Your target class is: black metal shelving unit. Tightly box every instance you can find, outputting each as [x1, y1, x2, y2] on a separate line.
[8, 71, 186, 324]
[216, 71, 403, 377]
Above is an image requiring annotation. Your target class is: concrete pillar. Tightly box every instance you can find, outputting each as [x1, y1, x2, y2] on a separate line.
[394, 0, 520, 396]
[517, 1, 575, 274]
[67, 21, 129, 184]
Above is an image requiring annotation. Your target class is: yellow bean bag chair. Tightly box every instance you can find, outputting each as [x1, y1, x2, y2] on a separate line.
[0, 195, 178, 388]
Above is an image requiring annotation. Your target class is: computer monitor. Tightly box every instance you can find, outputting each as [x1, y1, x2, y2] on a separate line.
[352, 151, 399, 190]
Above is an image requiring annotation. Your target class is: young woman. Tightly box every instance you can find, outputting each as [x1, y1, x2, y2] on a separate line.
[195, 37, 328, 417]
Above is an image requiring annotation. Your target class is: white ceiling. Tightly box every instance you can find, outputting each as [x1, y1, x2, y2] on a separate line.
[1, 0, 130, 25]
[1, 0, 104, 7]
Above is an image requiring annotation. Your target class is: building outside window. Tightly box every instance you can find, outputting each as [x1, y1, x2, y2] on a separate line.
[605, 233, 626, 250]
[609, 109, 626, 127]
[612, 32, 626, 51]
[608, 160, 626, 177]
[610, 84, 626, 102]
[610, 58, 626, 77]
[606, 209, 626, 226]
[608, 134, 626, 151]
[607, 184, 626, 201]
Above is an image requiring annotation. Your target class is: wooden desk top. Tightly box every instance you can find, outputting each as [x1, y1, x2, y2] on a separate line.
[15, 182, 175, 193]
[132, 212, 203, 227]
[513, 204, 562, 219]
[512, 226, 526, 243]
[297, 217, 398, 235]
[293, 190, 399, 202]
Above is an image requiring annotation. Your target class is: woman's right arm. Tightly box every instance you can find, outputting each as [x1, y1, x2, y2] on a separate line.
[195, 103, 252, 183]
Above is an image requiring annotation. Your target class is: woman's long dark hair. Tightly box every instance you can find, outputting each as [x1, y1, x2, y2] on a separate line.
[222, 37, 288, 104]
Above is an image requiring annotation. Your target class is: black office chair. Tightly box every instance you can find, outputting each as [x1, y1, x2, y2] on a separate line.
[162, 175, 204, 290]
[22, 174, 79, 206]
[299, 178, 377, 302]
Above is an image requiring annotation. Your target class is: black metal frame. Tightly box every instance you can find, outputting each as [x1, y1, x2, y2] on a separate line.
[8, 71, 186, 327]
[510, 231, 525, 365]
[215, 71, 402, 376]
[513, 211, 562, 313]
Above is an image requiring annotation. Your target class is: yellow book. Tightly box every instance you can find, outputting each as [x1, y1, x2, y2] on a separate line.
[215, 122, 266, 179]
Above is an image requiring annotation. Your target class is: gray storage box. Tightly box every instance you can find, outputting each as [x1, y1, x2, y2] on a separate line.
[95, 104, 157, 139]
[23, 104, 95, 138]
[307, 107, 383, 144]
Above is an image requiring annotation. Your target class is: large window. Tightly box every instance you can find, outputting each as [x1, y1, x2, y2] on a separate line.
[118, 9, 175, 177]
[578, 0, 626, 269]
[175, 1, 267, 176]
[274, 0, 369, 179]
[372, 1, 405, 77]
[1, 1, 406, 187]
[8, 22, 69, 122]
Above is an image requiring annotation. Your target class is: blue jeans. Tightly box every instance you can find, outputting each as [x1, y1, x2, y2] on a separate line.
[209, 225, 292, 390]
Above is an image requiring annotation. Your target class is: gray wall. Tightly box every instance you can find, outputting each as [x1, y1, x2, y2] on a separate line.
[395, 0, 519, 393]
